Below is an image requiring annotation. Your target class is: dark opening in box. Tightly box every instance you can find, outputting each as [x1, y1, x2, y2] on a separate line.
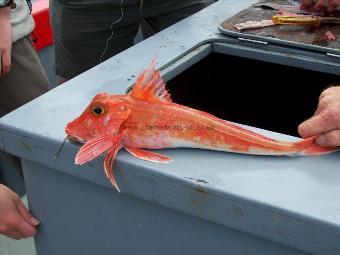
[167, 53, 340, 137]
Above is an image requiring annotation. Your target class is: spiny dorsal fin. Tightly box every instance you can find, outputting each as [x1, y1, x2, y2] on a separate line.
[130, 59, 172, 104]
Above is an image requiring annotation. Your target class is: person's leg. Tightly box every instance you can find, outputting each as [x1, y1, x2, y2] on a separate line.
[141, 0, 216, 38]
[0, 36, 50, 117]
[0, 35, 50, 194]
[50, 0, 142, 81]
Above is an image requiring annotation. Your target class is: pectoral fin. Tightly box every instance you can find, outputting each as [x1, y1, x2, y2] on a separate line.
[124, 147, 173, 163]
[75, 134, 121, 165]
[104, 143, 123, 192]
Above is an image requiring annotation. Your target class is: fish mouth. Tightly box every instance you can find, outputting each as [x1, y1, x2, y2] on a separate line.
[65, 129, 86, 144]
[67, 135, 85, 144]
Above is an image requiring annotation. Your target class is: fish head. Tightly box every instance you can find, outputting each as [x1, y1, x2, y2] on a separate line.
[65, 93, 131, 143]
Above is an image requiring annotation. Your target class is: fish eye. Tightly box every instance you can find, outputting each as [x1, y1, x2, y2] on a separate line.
[91, 106, 105, 116]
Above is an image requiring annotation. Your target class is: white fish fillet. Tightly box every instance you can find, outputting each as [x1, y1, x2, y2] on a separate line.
[235, 20, 276, 31]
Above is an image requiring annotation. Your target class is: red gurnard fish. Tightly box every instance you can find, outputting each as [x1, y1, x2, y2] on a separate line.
[65, 60, 337, 192]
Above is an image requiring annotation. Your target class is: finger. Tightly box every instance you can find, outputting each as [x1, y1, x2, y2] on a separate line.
[327, 0, 337, 11]
[300, 0, 314, 8]
[314, 96, 336, 115]
[327, 5, 335, 11]
[4, 229, 26, 240]
[298, 109, 337, 138]
[16, 199, 40, 226]
[316, 130, 340, 146]
[317, 87, 340, 115]
[319, 87, 330, 101]
[327, 2, 337, 12]
[15, 198, 32, 223]
[315, 0, 328, 11]
[1, 47, 11, 75]
[320, 86, 340, 98]
[15, 217, 37, 237]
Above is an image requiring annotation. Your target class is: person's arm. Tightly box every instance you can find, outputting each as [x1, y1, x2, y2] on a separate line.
[0, 184, 40, 239]
[0, 6, 12, 76]
[298, 86, 340, 147]
[300, 0, 340, 13]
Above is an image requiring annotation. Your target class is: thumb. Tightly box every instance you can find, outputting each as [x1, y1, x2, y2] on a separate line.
[15, 198, 40, 226]
[298, 110, 337, 138]
[316, 130, 340, 147]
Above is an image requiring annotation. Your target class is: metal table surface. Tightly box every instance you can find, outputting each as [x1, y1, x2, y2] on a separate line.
[1, 0, 340, 254]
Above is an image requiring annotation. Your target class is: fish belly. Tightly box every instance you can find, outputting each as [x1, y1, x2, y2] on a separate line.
[126, 132, 302, 156]
[168, 137, 302, 156]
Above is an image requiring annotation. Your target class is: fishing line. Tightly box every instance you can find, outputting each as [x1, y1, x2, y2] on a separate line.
[99, 0, 125, 63]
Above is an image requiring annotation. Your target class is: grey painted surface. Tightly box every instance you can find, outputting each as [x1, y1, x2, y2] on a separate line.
[212, 41, 340, 75]
[218, 24, 340, 56]
[0, 0, 339, 254]
[23, 159, 308, 255]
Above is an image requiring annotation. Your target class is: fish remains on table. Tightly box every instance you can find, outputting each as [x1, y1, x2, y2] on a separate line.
[65, 60, 337, 192]
[235, 19, 275, 30]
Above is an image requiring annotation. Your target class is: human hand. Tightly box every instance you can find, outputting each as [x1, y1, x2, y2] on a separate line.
[300, 0, 340, 13]
[298, 86, 340, 147]
[0, 184, 40, 240]
[0, 6, 12, 76]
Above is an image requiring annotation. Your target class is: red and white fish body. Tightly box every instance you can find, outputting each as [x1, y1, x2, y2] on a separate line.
[65, 60, 337, 192]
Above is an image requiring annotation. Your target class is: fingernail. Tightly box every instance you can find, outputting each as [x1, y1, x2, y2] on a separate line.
[298, 124, 306, 136]
[31, 217, 40, 225]
[316, 135, 326, 145]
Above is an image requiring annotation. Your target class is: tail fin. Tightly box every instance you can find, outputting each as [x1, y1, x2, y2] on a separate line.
[293, 136, 338, 156]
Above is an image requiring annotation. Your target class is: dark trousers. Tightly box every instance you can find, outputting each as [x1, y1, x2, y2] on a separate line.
[50, 0, 217, 80]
